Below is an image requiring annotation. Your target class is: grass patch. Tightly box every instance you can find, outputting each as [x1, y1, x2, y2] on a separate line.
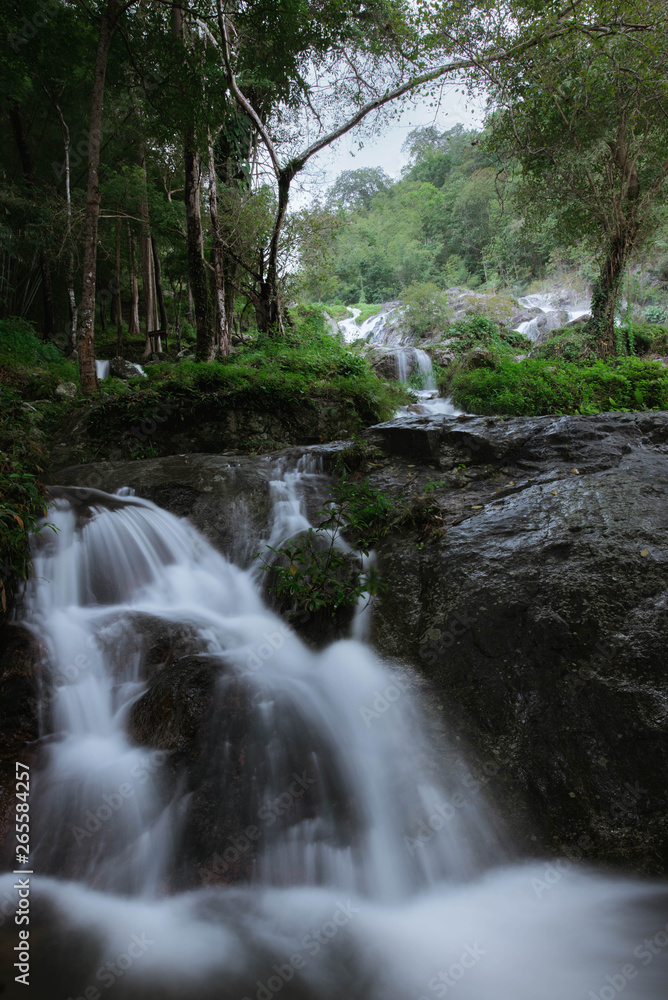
[450, 357, 668, 416]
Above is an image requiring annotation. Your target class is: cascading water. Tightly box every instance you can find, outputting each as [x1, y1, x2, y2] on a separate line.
[95, 360, 146, 380]
[1, 467, 667, 999]
[515, 292, 590, 341]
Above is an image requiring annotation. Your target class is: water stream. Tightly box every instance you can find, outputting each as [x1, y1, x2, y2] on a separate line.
[515, 292, 590, 342]
[1, 461, 667, 997]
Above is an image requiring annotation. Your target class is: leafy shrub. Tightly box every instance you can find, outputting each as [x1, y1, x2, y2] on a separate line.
[645, 305, 667, 324]
[0, 382, 54, 613]
[401, 282, 452, 339]
[532, 326, 599, 363]
[260, 477, 391, 616]
[451, 357, 668, 416]
[0, 317, 78, 396]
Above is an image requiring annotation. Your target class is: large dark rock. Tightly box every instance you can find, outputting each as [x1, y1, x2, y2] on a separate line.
[109, 357, 143, 380]
[363, 411, 668, 873]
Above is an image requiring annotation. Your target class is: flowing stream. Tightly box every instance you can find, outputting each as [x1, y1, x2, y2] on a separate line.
[1, 464, 667, 998]
[515, 292, 590, 341]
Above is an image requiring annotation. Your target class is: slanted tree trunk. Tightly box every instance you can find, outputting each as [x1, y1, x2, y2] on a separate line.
[77, 0, 119, 393]
[127, 225, 140, 337]
[208, 139, 230, 356]
[115, 216, 123, 356]
[9, 101, 56, 342]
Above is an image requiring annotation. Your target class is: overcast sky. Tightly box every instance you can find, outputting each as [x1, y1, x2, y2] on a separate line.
[293, 84, 487, 204]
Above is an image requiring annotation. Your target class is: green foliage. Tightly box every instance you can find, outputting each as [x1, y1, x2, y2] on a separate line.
[401, 282, 451, 339]
[645, 305, 667, 325]
[260, 476, 391, 616]
[450, 357, 668, 416]
[0, 318, 79, 398]
[332, 436, 380, 474]
[0, 454, 51, 610]
[532, 327, 599, 363]
[533, 322, 668, 362]
[84, 313, 407, 458]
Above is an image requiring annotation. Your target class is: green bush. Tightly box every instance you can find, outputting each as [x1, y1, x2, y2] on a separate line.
[532, 326, 598, 363]
[450, 357, 668, 416]
[0, 317, 78, 396]
[401, 282, 452, 339]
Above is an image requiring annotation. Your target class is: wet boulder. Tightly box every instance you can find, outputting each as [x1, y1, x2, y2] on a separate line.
[365, 411, 668, 874]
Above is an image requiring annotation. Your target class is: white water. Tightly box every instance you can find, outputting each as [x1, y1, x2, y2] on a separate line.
[95, 359, 146, 380]
[394, 345, 462, 416]
[515, 292, 590, 342]
[337, 305, 401, 345]
[2, 470, 667, 996]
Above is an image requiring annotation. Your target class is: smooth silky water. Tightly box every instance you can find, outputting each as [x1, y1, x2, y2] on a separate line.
[1, 462, 667, 999]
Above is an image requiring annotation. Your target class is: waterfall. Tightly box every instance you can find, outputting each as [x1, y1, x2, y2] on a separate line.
[95, 360, 146, 380]
[415, 349, 436, 390]
[515, 292, 590, 341]
[1, 471, 666, 998]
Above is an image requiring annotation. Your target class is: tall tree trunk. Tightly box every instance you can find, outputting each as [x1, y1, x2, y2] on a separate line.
[175, 280, 183, 352]
[224, 258, 236, 344]
[208, 139, 230, 356]
[184, 142, 214, 360]
[115, 216, 123, 356]
[55, 103, 78, 350]
[139, 157, 160, 356]
[187, 280, 195, 325]
[257, 169, 294, 336]
[9, 101, 56, 341]
[173, 3, 214, 361]
[77, 0, 118, 393]
[152, 234, 168, 333]
[127, 225, 140, 338]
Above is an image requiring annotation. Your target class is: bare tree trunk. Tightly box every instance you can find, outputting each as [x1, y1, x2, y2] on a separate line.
[115, 216, 123, 356]
[139, 157, 161, 357]
[152, 234, 168, 334]
[9, 101, 57, 342]
[127, 225, 140, 338]
[175, 280, 183, 352]
[187, 280, 194, 325]
[208, 139, 230, 356]
[77, 0, 119, 393]
[173, 3, 214, 362]
[55, 103, 78, 350]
